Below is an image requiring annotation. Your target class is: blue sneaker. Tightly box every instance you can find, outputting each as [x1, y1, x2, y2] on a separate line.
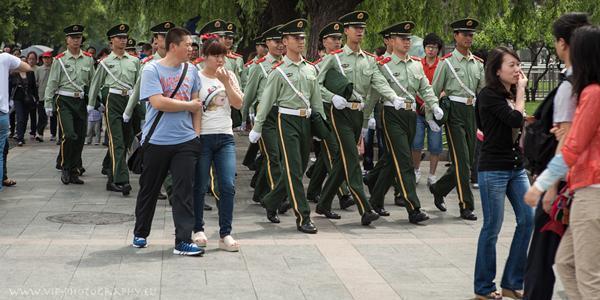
[173, 242, 204, 256]
[132, 237, 147, 248]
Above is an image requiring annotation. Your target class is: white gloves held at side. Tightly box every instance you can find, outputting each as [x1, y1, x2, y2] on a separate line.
[249, 130, 261, 143]
[331, 95, 348, 110]
[123, 113, 131, 123]
[433, 105, 444, 120]
[427, 120, 441, 132]
[368, 117, 376, 130]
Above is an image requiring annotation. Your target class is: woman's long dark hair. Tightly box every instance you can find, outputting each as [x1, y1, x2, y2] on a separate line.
[570, 25, 600, 98]
[484, 46, 520, 99]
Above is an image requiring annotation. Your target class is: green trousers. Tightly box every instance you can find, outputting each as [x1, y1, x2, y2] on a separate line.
[318, 105, 372, 215]
[369, 107, 420, 212]
[55, 95, 87, 172]
[307, 104, 351, 201]
[253, 107, 283, 203]
[430, 101, 475, 210]
[262, 112, 312, 225]
[103, 90, 133, 184]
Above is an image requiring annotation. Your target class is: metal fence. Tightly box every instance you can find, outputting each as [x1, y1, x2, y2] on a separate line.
[522, 63, 563, 101]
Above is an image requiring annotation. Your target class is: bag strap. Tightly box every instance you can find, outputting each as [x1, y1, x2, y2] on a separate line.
[257, 62, 269, 78]
[444, 59, 476, 98]
[142, 62, 189, 145]
[99, 60, 133, 90]
[275, 66, 311, 109]
[57, 57, 85, 93]
[381, 63, 415, 102]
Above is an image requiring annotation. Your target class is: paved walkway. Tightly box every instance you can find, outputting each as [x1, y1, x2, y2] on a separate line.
[0, 135, 565, 299]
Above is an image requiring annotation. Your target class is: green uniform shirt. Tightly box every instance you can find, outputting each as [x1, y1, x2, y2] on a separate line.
[364, 53, 439, 123]
[225, 53, 244, 86]
[241, 53, 282, 122]
[317, 44, 396, 104]
[253, 55, 325, 133]
[431, 48, 485, 99]
[124, 52, 162, 117]
[88, 52, 141, 107]
[44, 49, 95, 109]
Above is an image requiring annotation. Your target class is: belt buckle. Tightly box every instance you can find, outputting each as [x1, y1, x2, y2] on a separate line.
[350, 102, 360, 110]
[298, 109, 307, 117]
[121, 90, 128, 96]
[466, 97, 474, 105]
[405, 103, 412, 111]
[73, 92, 80, 98]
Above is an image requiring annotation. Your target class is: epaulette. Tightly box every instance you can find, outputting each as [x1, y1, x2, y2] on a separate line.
[375, 55, 384, 62]
[230, 52, 243, 58]
[244, 60, 254, 67]
[330, 49, 343, 55]
[83, 51, 93, 57]
[272, 61, 284, 69]
[193, 57, 204, 65]
[54, 53, 65, 59]
[411, 56, 422, 61]
[473, 55, 484, 62]
[312, 57, 323, 65]
[378, 56, 392, 65]
[141, 55, 154, 64]
[226, 53, 238, 59]
[441, 53, 453, 60]
[256, 56, 266, 64]
[363, 50, 376, 58]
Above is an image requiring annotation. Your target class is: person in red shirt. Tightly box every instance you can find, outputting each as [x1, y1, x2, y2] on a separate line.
[412, 33, 443, 186]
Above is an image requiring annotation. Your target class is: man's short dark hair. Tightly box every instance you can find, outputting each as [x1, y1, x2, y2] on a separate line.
[191, 42, 199, 49]
[165, 27, 191, 51]
[142, 43, 153, 52]
[552, 12, 590, 45]
[423, 33, 443, 51]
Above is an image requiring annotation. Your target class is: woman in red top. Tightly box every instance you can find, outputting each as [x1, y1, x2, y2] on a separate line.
[553, 25, 600, 299]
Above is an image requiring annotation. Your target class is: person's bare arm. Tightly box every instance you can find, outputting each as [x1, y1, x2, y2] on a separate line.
[148, 94, 201, 113]
[191, 91, 202, 135]
[16, 61, 32, 73]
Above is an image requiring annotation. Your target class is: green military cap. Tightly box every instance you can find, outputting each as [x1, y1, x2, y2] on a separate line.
[435, 96, 451, 126]
[450, 18, 479, 32]
[224, 22, 237, 37]
[150, 21, 175, 34]
[324, 68, 354, 100]
[199, 19, 227, 35]
[384, 21, 415, 37]
[107, 23, 129, 38]
[278, 19, 307, 37]
[64, 24, 84, 36]
[262, 25, 282, 40]
[378, 27, 391, 38]
[319, 22, 343, 40]
[126, 38, 136, 50]
[338, 11, 369, 27]
[253, 35, 266, 45]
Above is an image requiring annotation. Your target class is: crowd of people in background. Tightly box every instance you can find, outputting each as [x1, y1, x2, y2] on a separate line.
[1, 10, 599, 300]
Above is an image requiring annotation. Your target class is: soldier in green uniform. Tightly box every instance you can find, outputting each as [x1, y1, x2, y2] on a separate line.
[88, 24, 141, 196]
[241, 25, 285, 204]
[316, 11, 403, 226]
[249, 19, 325, 234]
[429, 18, 485, 221]
[125, 38, 138, 57]
[44, 25, 95, 185]
[306, 21, 354, 213]
[364, 22, 445, 223]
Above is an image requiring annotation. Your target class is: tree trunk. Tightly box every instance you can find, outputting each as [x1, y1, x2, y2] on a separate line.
[303, 0, 363, 60]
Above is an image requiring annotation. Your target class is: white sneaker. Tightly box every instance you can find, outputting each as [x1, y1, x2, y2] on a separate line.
[472, 183, 479, 189]
[427, 175, 437, 186]
[191, 231, 207, 247]
[414, 169, 421, 185]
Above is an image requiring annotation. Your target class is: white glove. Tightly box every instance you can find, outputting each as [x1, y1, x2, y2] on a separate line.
[427, 120, 441, 132]
[9, 100, 14, 109]
[86, 105, 94, 113]
[240, 122, 247, 131]
[249, 130, 261, 143]
[123, 113, 131, 123]
[331, 95, 348, 110]
[249, 113, 255, 122]
[433, 105, 444, 120]
[367, 117, 376, 130]
[361, 128, 369, 138]
[45, 108, 53, 117]
[393, 96, 406, 110]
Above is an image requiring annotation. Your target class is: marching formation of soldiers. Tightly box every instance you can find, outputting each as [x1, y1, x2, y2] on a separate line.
[45, 10, 484, 234]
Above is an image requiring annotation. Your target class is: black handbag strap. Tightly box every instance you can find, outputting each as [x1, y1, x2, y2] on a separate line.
[142, 62, 189, 146]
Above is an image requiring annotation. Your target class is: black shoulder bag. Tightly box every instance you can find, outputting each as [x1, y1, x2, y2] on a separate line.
[128, 63, 189, 174]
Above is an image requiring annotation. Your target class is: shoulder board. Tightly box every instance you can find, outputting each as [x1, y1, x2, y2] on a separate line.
[312, 57, 323, 65]
[411, 56, 422, 61]
[256, 56, 266, 64]
[330, 49, 343, 55]
[193, 57, 204, 65]
[441, 53, 453, 60]
[231, 52, 243, 58]
[142, 55, 154, 64]
[272, 61, 284, 70]
[98, 56, 106, 62]
[473, 55, 484, 62]
[226, 53, 237, 59]
[363, 51, 376, 58]
[83, 51, 93, 57]
[375, 56, 384, 62]
[378, 56, 392, 65]
[244, 60, 254, 67]
[54, 53, 65, 59]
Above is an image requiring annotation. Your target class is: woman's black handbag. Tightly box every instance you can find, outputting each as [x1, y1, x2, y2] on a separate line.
[128, 63, 188, 174]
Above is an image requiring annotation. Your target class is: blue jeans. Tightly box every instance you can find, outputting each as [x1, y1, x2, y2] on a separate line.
[193, 134, 236, 238]
[412, 114, 442, 154]
[474, 169, 534, 295]
[0, 112, 9, 192]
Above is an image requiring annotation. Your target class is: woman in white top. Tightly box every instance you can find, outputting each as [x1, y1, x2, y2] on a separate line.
[192, 35, 243, 251]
